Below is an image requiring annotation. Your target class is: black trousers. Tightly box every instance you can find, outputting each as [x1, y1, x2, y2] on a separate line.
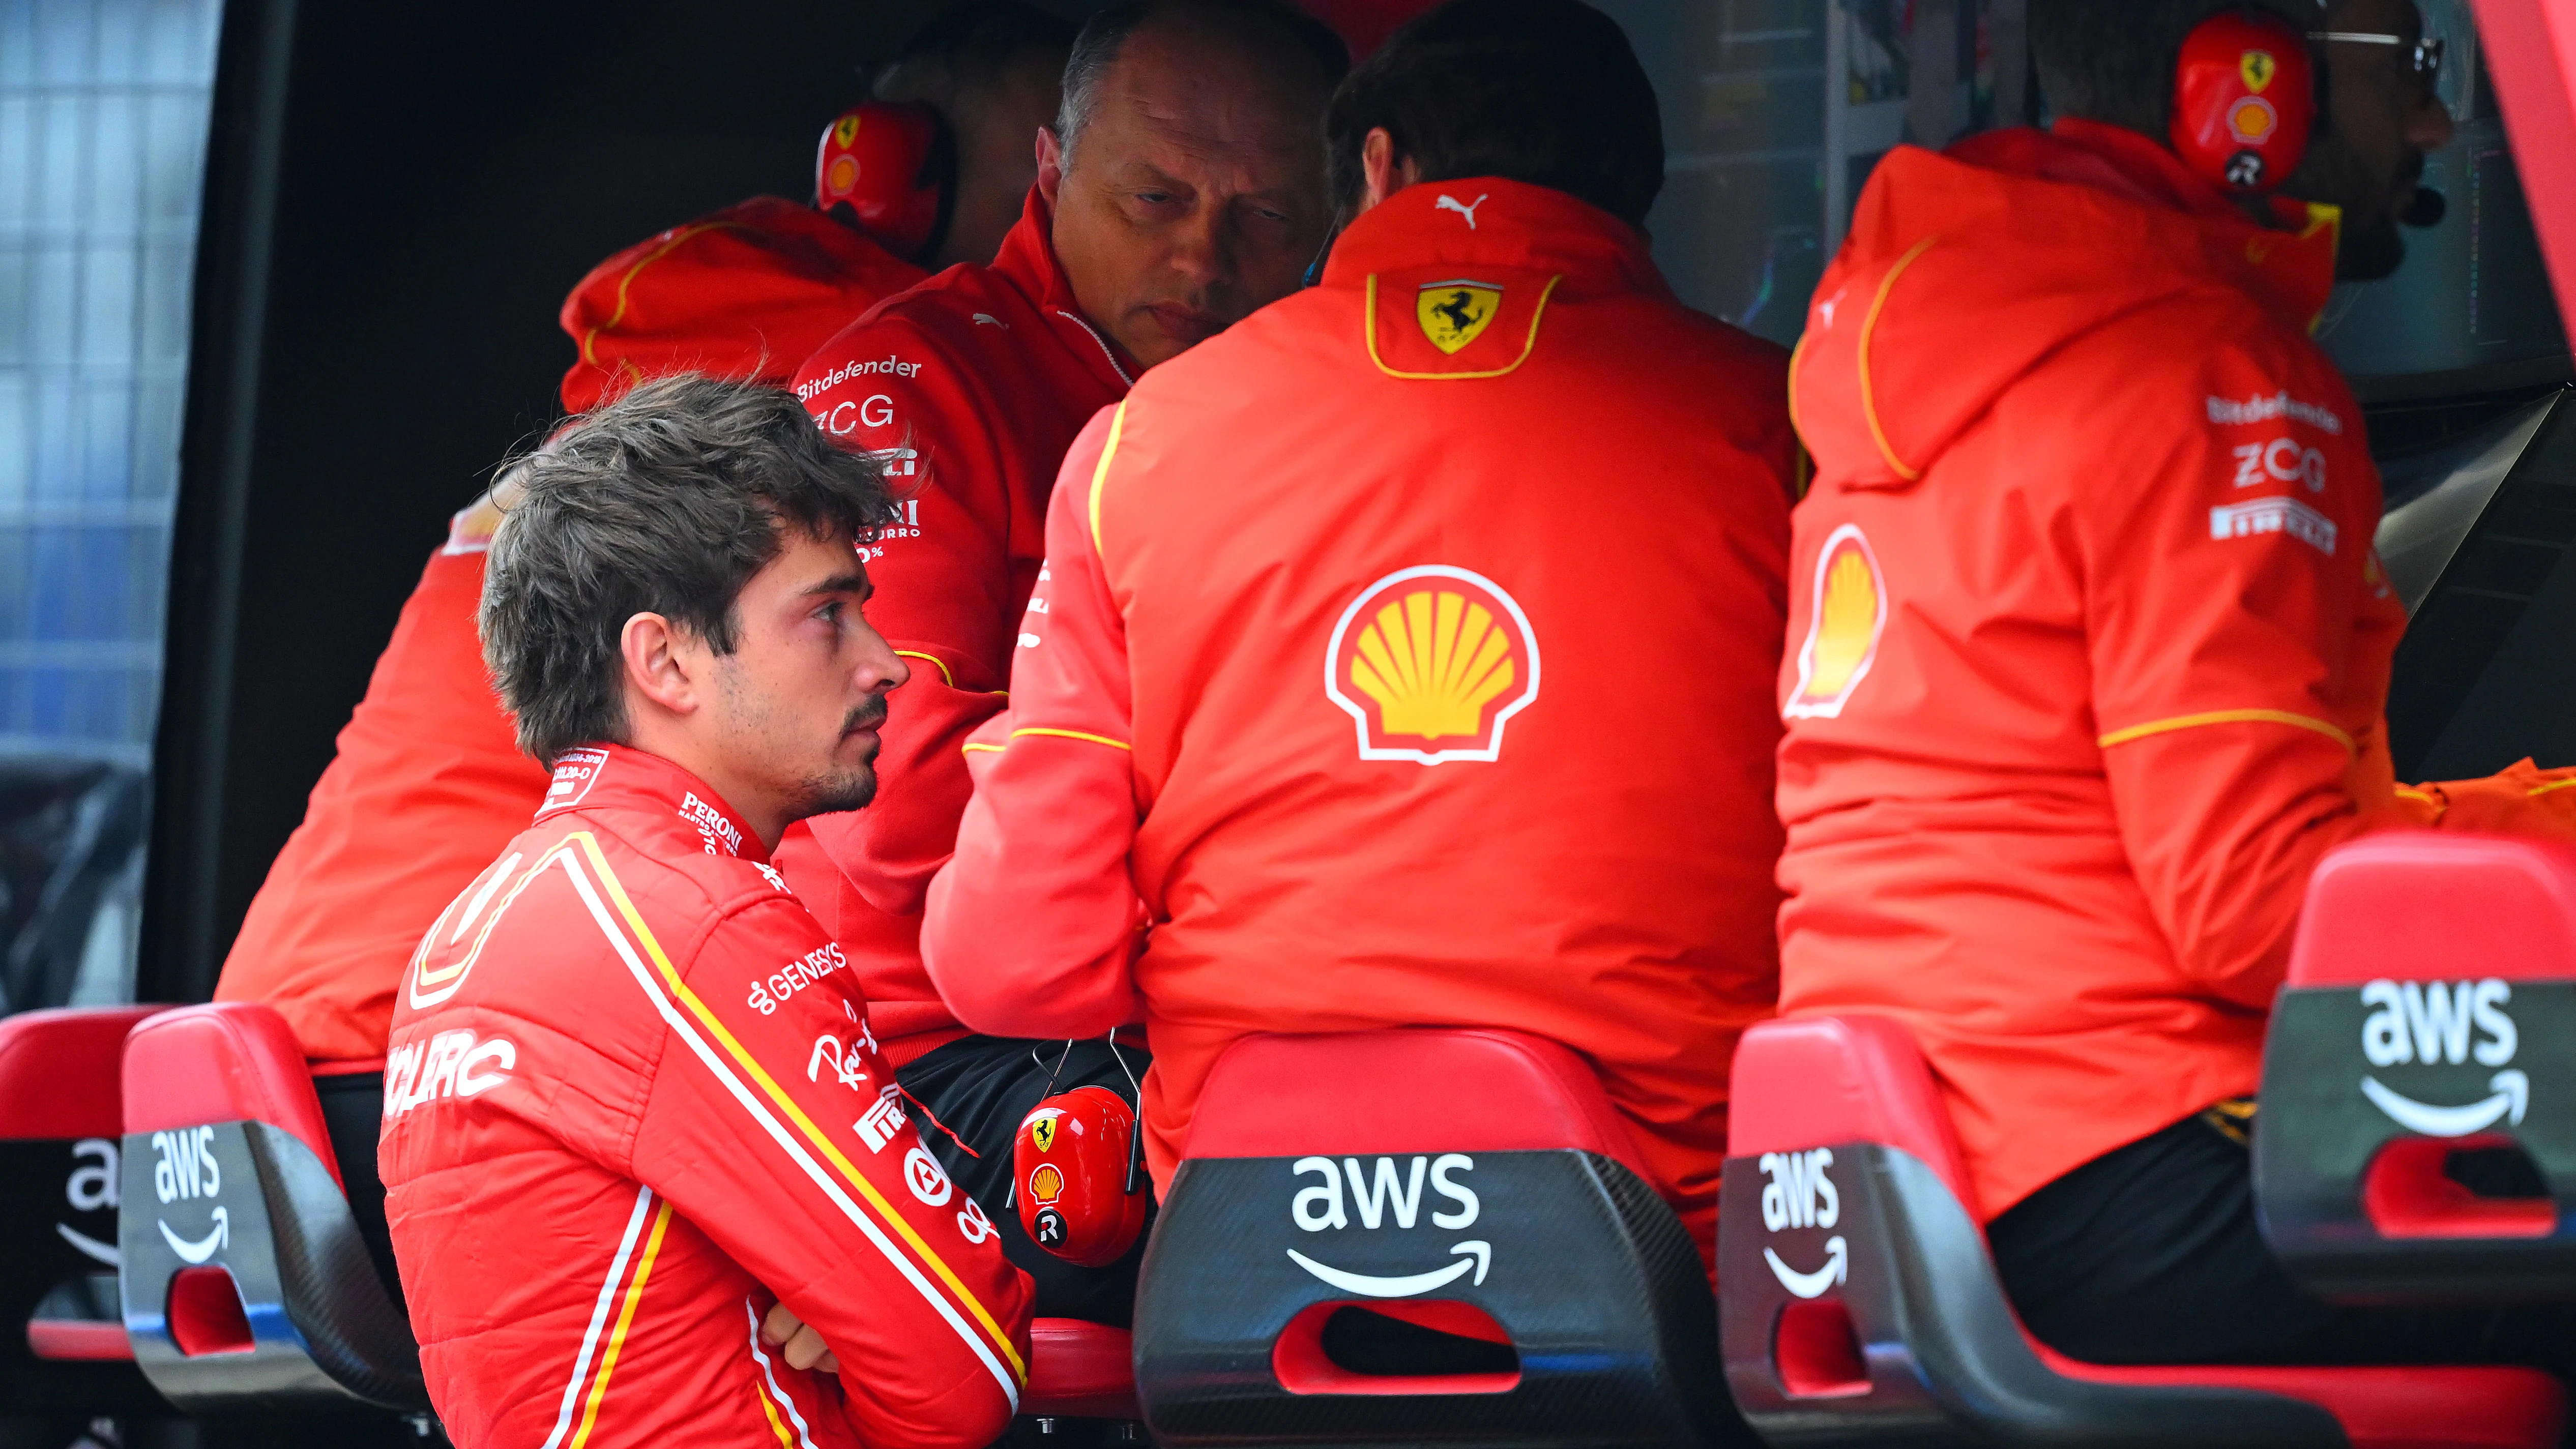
[898, 1035, 1151, 1326]
[1988, 1111, 2576, 1373]
[311, 1071, 404, 1305]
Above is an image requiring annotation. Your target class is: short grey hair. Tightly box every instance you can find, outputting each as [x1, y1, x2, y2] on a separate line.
[480, 374, 897, 766]
[1053, 0, 1349, 167]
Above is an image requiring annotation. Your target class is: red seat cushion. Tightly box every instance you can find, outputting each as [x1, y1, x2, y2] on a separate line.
[122, 1002, 341, 1191]
[0, 1006, 166, 1140]
[1183, 1029, 1652, 1182]
[1726, 1015, 1972, 1204]
[2040, 1348, 2565, 1449]
[1024, 1318, 1137, 1418]
[2294, 832, 2576, 987]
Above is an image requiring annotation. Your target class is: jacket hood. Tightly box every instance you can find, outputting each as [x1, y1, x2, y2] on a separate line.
[1791, 120, 2339, 494]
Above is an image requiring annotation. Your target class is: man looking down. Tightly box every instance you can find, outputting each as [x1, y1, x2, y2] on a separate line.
[1775, 0, 2575, 1370]
[379, 376, 1029, 1447]
[918, 0, 1797, 1271]
[785, 0, 1345, 1321]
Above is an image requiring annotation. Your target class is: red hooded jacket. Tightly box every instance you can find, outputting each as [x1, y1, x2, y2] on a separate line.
[783, 187, 1136, 1064]
[917, 180, 1796, 1258]
[1775, 121, 2576, 1222]
[217, 201, 919, 1068]
[559, 196, 925, 413]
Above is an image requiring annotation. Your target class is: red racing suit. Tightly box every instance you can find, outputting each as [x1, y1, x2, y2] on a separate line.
[218, 200, 919, 1069]
[919, 180, 1797, 1258]
[380, 744, 1031, 1448]
[784, 186, 1135, 1064]
[1775, 119, 2576, 1222]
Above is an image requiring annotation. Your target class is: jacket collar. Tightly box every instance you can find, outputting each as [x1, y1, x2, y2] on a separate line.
[536, 743, 768, 865]
[1320, 176, 1668, 301]
[988, 185, 1142, 392]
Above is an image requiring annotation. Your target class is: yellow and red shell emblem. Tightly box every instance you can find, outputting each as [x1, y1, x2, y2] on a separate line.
[1326, 565, 1540, 764]
[2228, 94, 2280, 145]
[1784, 523, 1887, 720]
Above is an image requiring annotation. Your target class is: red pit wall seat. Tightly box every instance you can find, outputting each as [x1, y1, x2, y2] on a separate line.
[1719, 1014, 2564, 1448]
[0, 1005, 164, 1412]
[1131, 1028, 1730, 1448]
[116, 1002, 425, 1411]
[2259, 832, 2576, 1300]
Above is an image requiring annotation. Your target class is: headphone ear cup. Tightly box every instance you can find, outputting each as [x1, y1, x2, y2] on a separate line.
[813, 102, 949, 260]
[2170, 9, 2318, 194]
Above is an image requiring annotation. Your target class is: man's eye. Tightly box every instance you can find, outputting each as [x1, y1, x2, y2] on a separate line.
[817, 601, 844, 624]
[1135, 191, 1175, 206]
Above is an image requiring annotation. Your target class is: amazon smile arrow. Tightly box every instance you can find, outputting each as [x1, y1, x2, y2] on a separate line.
[1765, 1236, 1849, 1299]
[2361, 1069, 2529, 1138]
[1286, 1241, 1491, 1298]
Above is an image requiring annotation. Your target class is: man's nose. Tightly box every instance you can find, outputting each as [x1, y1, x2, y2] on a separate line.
[854, 631, 909, 694]
[1166, 202, 1230, 292]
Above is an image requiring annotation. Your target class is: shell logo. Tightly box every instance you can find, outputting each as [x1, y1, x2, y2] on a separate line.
[2229, 94, 2279, 145]
[1326, 565, 1540, 765]
[1029, 1163, 1064, 1205]
[1784, 523, 1887, 720]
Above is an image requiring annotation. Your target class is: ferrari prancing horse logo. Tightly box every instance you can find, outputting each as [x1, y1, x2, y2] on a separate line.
[1417, 281, 1501, 354]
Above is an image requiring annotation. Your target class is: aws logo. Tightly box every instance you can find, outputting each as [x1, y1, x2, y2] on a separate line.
[2358, 978, 2530, 1138]
[1784, 524, 1887, 720]
[1326, 565, 1540, 765]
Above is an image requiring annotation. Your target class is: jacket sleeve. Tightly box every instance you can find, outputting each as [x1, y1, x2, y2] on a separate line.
[627, 891, 1032, 1447]
[2081, 343, 2576, 1008]
[922, 405, 1148, 1039]
[797, 318, 1019, 919]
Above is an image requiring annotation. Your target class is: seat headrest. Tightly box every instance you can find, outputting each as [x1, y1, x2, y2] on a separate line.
[123, 1002, 341, 1191]
[1726, 1015, 1971, 1204]
[2294, 831, 2576, 986]
[1184, 1028, 1653, 1182]
[0, 1005, 167, 1140]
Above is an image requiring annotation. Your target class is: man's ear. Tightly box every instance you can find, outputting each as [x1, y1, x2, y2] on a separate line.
[1036, 125, 1066, 209]
[620, 612, 701, 720]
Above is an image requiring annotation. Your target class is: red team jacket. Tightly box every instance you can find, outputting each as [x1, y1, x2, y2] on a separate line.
[1775, 120, 2576, 1221]
[559, 196, 926, 414]
[218, 202, 919, 1068]
[380, 745, 1031, 1448]
[920, 180, 1797, 1255]
[785, 186, 1136, 1062]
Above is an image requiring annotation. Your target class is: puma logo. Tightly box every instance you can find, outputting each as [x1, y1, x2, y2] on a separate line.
[1435, 193, 1489, 229]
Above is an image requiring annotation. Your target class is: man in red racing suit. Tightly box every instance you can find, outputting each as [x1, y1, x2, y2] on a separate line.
[380, 377, 1030, 1446]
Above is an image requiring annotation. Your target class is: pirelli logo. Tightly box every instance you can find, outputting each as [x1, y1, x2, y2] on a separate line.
[2211, 496, 2336, 556]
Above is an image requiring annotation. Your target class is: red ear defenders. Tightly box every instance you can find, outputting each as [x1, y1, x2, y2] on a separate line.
[2171, 8, 2318, 195]
[814, 101, 955, 262]
[1013, 1085, 1150, 1267]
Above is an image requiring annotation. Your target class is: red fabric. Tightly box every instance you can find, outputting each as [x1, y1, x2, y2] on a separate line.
[1183, 1030, 1655, 1186]
[218, 209, 919, 1070]
[921, 179, 1795, 1261]
[782, 186, 1135, 1060]
[2293, 831, 2576, 986]
[1773, 120, 2576, 1222]
[0, 1005, 162, 1140]
[380, 744, 1030, 1449]
[559, 196, 924, 414]
[215, 536, 546, 1067]
[122, 1003, 341, 1190]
